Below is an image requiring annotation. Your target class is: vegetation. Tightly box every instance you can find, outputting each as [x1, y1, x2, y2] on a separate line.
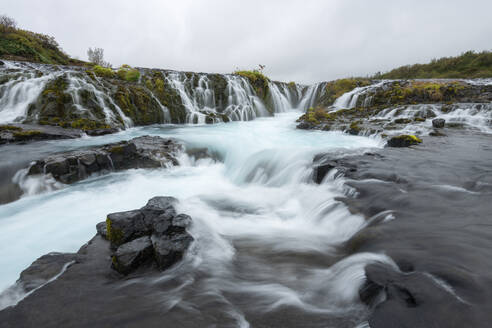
[117, 65, 140, 82]
[0, 14, 84, 65]
[87, 47, 110, 67]
[234, 67, 270, 98]
[320, 78, 371, 106]
[374, 51, 492, 79]
[297, 107, 335, 125]
[92, 65, 115, 78]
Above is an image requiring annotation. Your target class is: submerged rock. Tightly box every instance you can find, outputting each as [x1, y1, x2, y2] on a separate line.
[386, 135, 422, 147]
[432, 118, 446, 128]
[26, 136, 183, 184]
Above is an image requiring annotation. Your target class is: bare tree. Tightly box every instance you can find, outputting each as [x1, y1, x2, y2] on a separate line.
[0, 15, 17, 33]
[87, 47, 110, 67]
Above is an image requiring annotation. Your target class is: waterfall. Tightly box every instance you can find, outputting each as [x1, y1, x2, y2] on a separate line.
[268, 82, 293, 113]
[0, 60, 329, 127]
[0, 71, 58, 123]
[223, 75, 268, 121]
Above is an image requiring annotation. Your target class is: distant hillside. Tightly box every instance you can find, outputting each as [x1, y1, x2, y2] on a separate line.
[375, 51, 492, 79]
[0, 24, 84, 65]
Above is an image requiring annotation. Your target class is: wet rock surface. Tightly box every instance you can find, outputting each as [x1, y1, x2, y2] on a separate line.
[26, 136, 182, 184]
[105, 196, 194, 274]
[0, 197, 194, 327]
[0, 123, 83, 145]
[315, 130, 492, 327]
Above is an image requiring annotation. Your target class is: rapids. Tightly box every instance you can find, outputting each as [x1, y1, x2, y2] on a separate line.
[0, 110, 393, 325]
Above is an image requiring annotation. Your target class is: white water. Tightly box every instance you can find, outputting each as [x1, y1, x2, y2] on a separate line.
[0, 110, 392, 324]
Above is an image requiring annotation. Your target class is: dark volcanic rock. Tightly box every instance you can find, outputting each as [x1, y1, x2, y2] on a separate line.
[112, 236, 153, 275]
[26, 136, 183, 184]
[432, 118, 446, 128]
[18, 253, 77, 293]
[152, 233, 194, 270]
[106, 210, 148, 248]
[106, 196, 194, 275]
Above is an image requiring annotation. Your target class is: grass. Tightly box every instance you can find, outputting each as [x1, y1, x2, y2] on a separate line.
[375, 50, 492, 79]
[0, 28, 85, 65]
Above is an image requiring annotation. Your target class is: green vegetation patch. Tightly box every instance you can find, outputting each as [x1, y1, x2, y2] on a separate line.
[375, 51, 492, 79]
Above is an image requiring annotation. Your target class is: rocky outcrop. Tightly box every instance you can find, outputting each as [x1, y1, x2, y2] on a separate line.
[105, 197, 193, 274]
[0, 124, 83, 144]
[26, 136, 182, 184]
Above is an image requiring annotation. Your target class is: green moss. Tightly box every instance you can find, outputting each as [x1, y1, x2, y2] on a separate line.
[116, 65, 140, 82]
[69, 118, 110, 131]
[125, 69, 140, 82]
[13, 130, 42, 138]
[320, 78, 371, 106]
[234, 70, 270, 99]
[92, 65, 115, 78]
[109, 145, 125, 153]
[394, 134, 422, 143]
[349, 121, 361, 132]
[298, 107, 335, 125]
[0, 125, 22, 131]
[414, 117, 426, 122]
[106, 217, 124, 245]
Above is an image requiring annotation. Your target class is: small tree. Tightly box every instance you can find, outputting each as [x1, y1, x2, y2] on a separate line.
[0, 15, 17, 33]
[87, 47, 110, 67]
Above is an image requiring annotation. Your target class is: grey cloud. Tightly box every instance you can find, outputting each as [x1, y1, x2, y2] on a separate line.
[3, 0, 491, 83]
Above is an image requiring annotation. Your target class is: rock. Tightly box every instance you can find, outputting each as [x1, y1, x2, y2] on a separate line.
[0, 123, 83, 145]
[0, 60, 4, 66]
[106, 210, 148, 248]
[296, 121, 316, 130]
[104, 196, 193, 274]
[96, 222, 107, 239]
[25, 136, 183, 185]
[386, 135, 422, 147]
[84, 128, 118, 136]
[432, 118, 446, 128]
[152, 233, 194, 270]
[429, 130, 446, 137]
[18, 253, 77, 292]
[112, 236, 153, 274]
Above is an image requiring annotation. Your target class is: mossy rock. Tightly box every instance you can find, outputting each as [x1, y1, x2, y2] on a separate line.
[386, 134, 422, 147]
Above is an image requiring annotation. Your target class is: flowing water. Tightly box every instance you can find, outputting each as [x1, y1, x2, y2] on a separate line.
[0, 108, 395, 325]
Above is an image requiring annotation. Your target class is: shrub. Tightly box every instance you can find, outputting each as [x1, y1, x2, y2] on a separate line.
[92, 65, 115, 78]
[0, 15, 17, 33]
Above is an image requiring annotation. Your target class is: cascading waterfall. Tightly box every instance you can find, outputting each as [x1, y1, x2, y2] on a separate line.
[0, 60, 313, 127]
[0, 70, 59, 123]
[223, 74, 269, 121]
[332, 81, 388, 110]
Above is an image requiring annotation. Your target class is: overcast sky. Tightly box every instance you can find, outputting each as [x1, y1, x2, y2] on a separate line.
[3, 0, 492, 83]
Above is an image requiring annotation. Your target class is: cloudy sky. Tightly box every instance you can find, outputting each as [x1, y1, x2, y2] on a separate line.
[3, 0, 492, 83]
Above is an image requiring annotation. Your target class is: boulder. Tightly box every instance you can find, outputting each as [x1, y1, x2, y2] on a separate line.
[104, 196, 193, 275]
[106, 210, 148, 248]
[432, 118, 446, 128]
[112, 236, 153, 274]
[0, 60, 4, 66]
[386, 135, 422, 147]
[152, 234, 194, 270]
